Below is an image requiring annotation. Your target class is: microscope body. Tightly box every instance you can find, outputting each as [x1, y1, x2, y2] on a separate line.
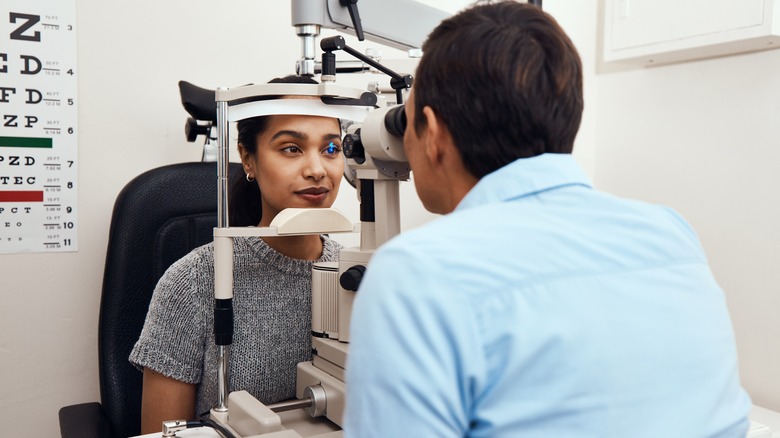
[291, 0, 448, 75]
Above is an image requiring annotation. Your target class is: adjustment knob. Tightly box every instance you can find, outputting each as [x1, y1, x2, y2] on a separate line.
[342, 130, 365, 164]
[184, 117, 210, 143]
[340, 265, 367, 291]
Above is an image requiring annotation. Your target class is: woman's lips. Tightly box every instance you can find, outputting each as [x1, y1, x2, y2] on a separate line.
[296, 187, 329, 202]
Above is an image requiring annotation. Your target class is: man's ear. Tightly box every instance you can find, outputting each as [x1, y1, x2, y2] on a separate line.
[421, 106, 454, 166]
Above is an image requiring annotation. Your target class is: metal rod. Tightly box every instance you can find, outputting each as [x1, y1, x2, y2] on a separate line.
[342, 44, 402, 81]
[216, 97, 229, 228]
[296, 24, 320, 76]
[214, 94, 231, 413]
[215, 345, 229, 412]
[267, 398, 313, 413]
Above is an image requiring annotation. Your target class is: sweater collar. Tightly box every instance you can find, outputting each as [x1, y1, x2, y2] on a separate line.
[243, 235, 340, 275]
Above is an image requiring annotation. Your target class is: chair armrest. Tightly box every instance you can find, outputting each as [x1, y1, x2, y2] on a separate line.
[59, 402, 111, 438]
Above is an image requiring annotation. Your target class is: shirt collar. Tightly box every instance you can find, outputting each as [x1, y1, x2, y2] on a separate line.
[456, 153, 593, 211]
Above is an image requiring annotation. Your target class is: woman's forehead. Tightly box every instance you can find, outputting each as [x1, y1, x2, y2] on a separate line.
[264, 113, 341, 132]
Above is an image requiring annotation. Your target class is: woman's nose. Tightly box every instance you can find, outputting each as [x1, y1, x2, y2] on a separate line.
[304, 154, 326, 180]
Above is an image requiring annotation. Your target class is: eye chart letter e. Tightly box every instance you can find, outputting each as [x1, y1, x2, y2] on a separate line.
[0, 0, 78, 254]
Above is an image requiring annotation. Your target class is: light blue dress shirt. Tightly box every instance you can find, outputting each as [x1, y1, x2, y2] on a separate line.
[345, 153, 751, 437]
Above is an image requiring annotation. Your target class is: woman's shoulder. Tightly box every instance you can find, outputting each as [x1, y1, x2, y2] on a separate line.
[167, 241, 215, 273]
[146, 242, 216, 315]
[154, 242, 216, 294]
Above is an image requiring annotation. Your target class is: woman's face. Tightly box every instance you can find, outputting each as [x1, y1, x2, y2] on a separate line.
[240, 114, 344, 226]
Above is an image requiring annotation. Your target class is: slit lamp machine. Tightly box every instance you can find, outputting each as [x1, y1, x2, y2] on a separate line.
[153, 1, 542, 437]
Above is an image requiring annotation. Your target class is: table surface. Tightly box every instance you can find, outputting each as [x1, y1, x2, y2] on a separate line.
[133, 405, 780, 438]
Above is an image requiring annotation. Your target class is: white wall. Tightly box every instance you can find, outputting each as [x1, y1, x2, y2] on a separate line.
[6, 1, 777, 437]
[595, 47, 780, 410]
[0, 1, 453, 436]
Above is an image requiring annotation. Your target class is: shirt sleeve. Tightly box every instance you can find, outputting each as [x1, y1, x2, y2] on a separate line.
[344, 242, 482, 437]
[128, 248, 210, 384]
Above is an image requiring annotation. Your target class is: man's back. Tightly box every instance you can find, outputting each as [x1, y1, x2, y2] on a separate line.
[346, 154, 750, 437]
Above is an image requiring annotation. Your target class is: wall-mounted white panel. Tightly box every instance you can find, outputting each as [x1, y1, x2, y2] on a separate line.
[603, 0, 780, 66]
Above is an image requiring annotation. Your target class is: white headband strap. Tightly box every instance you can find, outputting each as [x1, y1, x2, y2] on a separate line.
[227, 98, 371, 123]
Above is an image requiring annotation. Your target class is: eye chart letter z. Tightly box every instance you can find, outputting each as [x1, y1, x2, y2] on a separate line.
[0, 0, 78, 254]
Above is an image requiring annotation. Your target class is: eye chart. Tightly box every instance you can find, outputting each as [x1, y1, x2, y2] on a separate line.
[0, 0, 78, 253]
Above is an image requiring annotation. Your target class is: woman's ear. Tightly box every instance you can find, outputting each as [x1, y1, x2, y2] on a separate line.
[237, 143, 254, 176]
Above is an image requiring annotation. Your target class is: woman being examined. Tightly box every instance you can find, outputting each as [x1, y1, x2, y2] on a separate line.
[129, 75, 344, 433]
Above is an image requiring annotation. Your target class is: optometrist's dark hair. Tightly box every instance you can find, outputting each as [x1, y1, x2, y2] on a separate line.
[413, 1, 583, 179]
[230, 74, 320, 226]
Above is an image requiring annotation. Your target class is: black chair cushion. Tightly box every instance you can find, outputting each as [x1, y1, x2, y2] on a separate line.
[89, 161, 239, 438]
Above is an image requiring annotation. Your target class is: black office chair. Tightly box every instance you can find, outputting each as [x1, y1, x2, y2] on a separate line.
[58, 161, 241, 438]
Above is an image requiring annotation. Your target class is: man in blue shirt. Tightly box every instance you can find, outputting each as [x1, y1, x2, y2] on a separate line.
[344, 1, 751, 437]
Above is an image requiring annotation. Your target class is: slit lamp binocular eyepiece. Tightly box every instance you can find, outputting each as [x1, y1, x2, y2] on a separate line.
[343, 104, 407, 165]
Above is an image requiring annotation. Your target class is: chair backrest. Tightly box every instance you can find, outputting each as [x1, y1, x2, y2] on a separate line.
[97, 161, 240, 437]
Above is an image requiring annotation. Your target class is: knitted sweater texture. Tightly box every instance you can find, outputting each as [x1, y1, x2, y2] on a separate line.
[129, 236, 341, 415]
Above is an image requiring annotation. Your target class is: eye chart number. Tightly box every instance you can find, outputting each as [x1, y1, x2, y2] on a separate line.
[1, 0, 78, 253]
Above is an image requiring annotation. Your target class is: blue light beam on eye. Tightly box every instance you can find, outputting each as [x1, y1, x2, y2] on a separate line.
[326, 142, 337, 154]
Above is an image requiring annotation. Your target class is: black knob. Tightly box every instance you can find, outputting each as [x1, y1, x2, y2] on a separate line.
[389, 74, 413, 91]
[340, 265, 367, 291]
[184, 117, 210, 143]
[322, 52, 336, 77]
[320, 36, 346, 52]
[342, 130, 365, 164]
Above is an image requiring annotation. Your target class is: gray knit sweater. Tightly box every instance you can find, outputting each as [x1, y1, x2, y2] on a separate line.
[129, 236, 341, 416]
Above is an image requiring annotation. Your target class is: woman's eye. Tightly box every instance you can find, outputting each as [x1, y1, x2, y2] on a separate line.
[323, 142, 342, 156]
[281, 144, 301, 154]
